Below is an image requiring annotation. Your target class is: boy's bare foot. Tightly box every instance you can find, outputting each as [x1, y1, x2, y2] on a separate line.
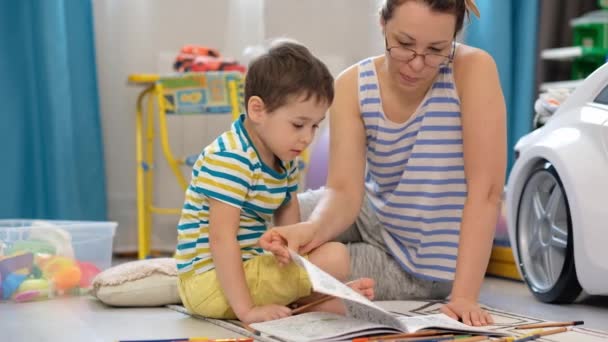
[348, 277, 375, 300]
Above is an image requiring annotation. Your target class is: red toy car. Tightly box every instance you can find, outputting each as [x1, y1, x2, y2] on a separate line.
[174, 45, 245, 73]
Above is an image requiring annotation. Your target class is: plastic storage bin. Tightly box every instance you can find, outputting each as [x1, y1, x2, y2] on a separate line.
[0, 220, 117, 302]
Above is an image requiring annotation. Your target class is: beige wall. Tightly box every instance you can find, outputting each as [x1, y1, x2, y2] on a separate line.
[93, 0, 383, 252]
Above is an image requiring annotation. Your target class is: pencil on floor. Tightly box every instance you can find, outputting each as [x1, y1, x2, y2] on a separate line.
[398, 335, 455, 342]
[292, 280, 358, 314]
[117, 338, 192, 342]
[234, 321, 260, 336]
[449, 336, 490, 342]
[117, 339, 252, 342]
[514, 320, 583, 329]
[291, 294, 334, 314]
[512, 327, 569, 342]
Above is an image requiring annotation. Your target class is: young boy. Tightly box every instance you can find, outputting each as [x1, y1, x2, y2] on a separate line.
[175, 40, 374, 324]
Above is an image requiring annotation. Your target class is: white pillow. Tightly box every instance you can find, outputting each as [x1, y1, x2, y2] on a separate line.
[91, 258, 181, 307]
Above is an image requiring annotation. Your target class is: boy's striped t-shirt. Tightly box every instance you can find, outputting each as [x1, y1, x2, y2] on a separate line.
[358, 57, 466, 281]
[175, 114, 299, 278]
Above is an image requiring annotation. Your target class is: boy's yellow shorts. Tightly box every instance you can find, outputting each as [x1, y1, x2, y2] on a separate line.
[177, 254, 312, 319]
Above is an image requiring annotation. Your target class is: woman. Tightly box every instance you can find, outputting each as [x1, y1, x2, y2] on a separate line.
[261, 0, 506, 326]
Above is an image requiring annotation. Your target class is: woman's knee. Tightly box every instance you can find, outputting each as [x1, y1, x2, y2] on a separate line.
[430, 281, 452, 299]
[308, 241, 350, 281]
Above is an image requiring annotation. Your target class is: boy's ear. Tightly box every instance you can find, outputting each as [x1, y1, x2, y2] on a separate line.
[247, 96, 266, 123]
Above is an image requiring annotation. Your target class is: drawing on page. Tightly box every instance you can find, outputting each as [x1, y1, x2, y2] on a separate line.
[250, 312, 400, 342]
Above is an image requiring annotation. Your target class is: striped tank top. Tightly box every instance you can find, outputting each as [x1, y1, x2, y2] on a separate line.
[359, 57, 465, 281]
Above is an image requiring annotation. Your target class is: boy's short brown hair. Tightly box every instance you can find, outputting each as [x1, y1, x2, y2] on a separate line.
[245, 40, 334, 113]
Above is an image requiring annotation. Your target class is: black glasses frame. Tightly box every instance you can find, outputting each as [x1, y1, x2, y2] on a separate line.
[385, 35, 456, 67]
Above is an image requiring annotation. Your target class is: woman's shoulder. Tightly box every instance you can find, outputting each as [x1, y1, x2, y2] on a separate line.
[453, 44, 498, 72]
[452, 44, 500, 95]
[335, 56, 383, 88]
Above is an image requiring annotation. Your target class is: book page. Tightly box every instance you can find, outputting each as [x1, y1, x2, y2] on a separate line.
[288, 249, 386, 310]
[250, 312, 401, 342]
[288, 250, 403, 329]
[397, 313, 508, 336]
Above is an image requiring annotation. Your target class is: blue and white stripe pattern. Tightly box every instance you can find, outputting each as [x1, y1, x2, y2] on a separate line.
[359, 58, 465, 281]
[175, 114, 299, 278]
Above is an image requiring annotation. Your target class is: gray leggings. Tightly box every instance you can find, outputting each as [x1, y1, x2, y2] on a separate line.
[298, 188, 452, 301]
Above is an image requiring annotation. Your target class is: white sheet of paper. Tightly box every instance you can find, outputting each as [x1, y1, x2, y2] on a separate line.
[250, 312, 400, 342]
[397, 313, 505, 334]
[288, 249, 388, 312]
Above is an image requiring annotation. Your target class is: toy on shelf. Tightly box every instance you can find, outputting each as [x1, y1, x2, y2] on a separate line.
[540, 1, 608, 91]
[0, 221, 102, 303]
[173, 45, 246, 74]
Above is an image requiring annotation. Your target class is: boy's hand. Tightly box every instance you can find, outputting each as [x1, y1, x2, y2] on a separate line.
[238, 304, 292, 324]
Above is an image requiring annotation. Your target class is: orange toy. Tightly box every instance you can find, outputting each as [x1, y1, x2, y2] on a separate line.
[41, 256, 82, 291]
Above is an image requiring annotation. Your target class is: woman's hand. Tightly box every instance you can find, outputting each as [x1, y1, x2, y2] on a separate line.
[259, 222, 320, 265]
[440, 297, 494, 326]
[259, 230, 290, 265]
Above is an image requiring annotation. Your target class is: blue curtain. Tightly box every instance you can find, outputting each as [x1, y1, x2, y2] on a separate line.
[465, 0, 540, 173]
[0, 0, 107, 220]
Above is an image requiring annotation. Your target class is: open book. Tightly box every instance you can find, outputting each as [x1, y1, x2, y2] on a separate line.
[250, 250, 508, 342]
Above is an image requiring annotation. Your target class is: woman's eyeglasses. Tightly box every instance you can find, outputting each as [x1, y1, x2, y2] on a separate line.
[385, 36, 455, 68]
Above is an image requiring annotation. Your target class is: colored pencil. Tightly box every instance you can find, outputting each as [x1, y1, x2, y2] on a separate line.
[514, 320, 583, 330]
[512, 327, 568, 342]
[291, 294, 335, 314]
[292, 280, 357, 314]
[117, 338, 192, 342]
[233, 321, 260, 336]
[399, 335, 455, 342]
[118, 338, 251, 342]
[448, 336, 489, 342]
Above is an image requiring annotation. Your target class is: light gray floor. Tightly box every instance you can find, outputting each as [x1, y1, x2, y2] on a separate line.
[3, 276, 608, 341]
[480, 276, 608, 331]
[1, 296, 244, 342]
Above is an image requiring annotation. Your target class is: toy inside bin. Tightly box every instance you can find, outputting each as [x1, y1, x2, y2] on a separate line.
[0, 220, 116, 303]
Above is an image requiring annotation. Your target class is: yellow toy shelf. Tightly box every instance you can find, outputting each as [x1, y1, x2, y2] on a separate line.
[129, 72, 244, 259]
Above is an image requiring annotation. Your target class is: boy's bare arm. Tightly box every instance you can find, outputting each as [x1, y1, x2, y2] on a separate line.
[208, 198, 255, 318]
[273, 192, 300, 227]
[208, 198, 292, 323]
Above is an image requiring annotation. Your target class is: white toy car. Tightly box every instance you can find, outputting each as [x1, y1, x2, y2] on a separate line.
[506, 63, 608, 303]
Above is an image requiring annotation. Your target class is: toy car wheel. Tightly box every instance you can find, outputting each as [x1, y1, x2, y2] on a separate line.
[515, 161, 582, 303]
